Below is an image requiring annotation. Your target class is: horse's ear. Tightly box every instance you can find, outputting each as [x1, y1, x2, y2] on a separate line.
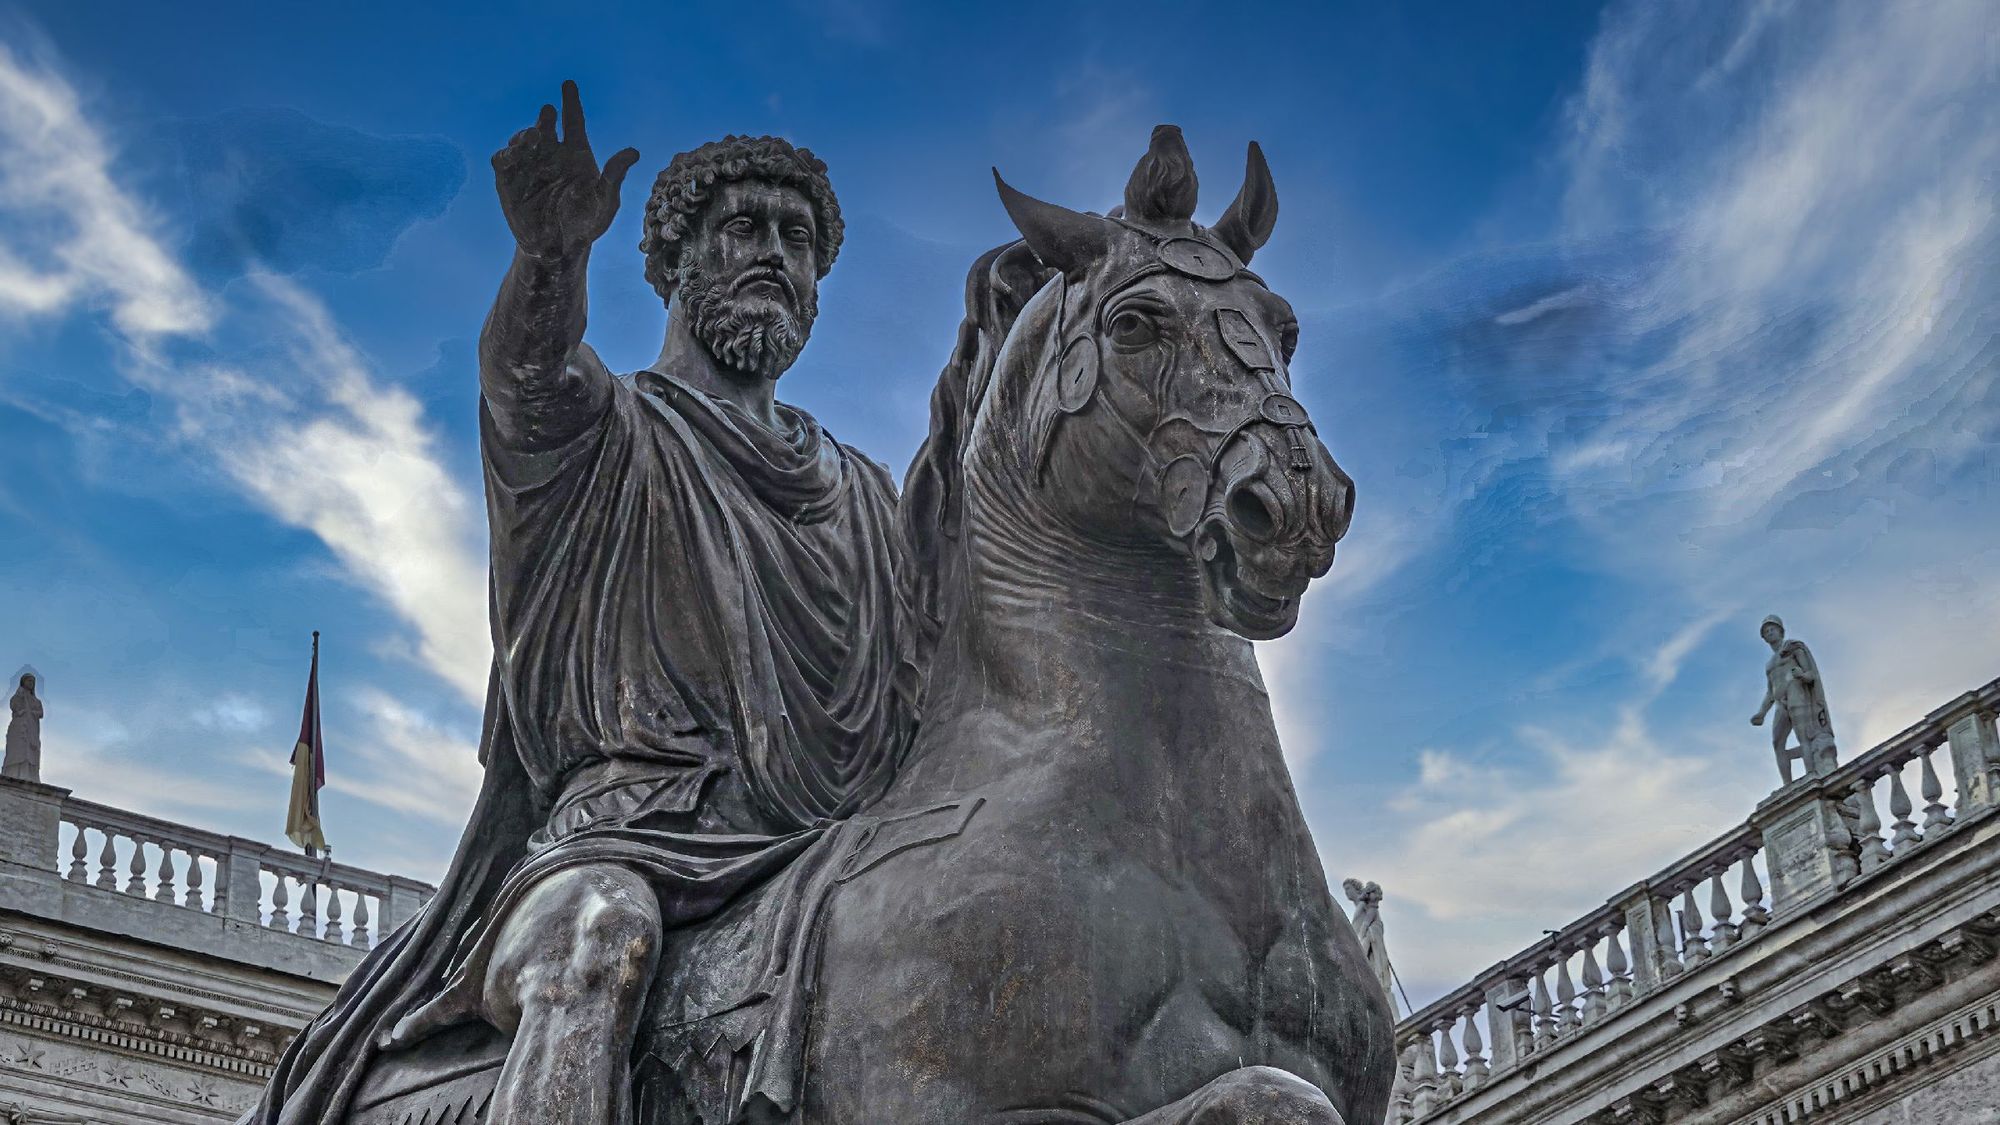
[994, 170, 1113, 276]
[1211, 142, 1278, 264]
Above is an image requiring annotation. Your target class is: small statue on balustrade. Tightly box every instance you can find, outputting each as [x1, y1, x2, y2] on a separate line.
[1344, 877, 1396, 1009]
[2, 671, 41, 784]
[1752, 615, 1837, 785]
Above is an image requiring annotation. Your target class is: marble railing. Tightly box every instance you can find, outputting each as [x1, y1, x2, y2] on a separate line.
[0, 778, 434, 974]
[53, 796, 425, 949]
[1388, 675, 2000, 1122]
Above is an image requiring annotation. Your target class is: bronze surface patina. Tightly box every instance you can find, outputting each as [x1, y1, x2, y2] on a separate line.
[242, 84, 1390, 1125]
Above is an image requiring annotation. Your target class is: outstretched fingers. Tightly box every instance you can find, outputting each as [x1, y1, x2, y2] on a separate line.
[560, 78, 588, 148]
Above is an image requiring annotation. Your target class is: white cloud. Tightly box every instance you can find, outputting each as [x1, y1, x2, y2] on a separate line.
[198, 275, 491, 702]
[324, 689, 483, 826]
[0, 44, 491, 829]
[0, 40, 209, 337]
[192, 693, 270, 734]
[1336, 0, 2000, 1007]
[1349, 617, 1762, 996]
[0, 47, 489, 706]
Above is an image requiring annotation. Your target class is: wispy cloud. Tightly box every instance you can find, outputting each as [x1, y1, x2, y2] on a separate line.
[0, 42, 488, 828]
[321, 689, 482, 826]
[1351, 617, 1761, 991]
[1315, 0, 2000, 1002]
[0, 40, 209, 337]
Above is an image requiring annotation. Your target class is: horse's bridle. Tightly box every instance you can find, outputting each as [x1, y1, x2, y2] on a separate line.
[1037, 223, 1317, 539]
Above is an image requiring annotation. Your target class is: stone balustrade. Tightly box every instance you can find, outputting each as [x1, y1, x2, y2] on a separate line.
[1390, 674, 2000, 1123]
[0, 779, 434, 982]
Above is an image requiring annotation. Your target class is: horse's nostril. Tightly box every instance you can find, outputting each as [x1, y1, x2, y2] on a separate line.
[1227, 484, 1278, 540]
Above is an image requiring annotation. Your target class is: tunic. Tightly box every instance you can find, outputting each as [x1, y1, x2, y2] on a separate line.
[241, 351, 913, 1125]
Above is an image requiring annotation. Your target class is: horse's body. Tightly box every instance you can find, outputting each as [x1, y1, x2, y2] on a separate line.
[805, 132, 1392, 1123]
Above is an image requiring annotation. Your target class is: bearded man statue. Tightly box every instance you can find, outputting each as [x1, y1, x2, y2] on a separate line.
[242, 81, 912, 1125]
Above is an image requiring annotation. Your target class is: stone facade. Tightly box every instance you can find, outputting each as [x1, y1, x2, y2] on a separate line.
[5, 680, 1995, 1122]
[0, 779, 432, 1123]
[1392, 677, 2000, 1125]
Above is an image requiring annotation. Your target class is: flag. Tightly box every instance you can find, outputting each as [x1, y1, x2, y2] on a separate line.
[285, 631, 328, 855]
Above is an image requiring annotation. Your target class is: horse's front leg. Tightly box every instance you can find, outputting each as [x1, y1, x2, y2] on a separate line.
[1120, 1067, 1345, 1125]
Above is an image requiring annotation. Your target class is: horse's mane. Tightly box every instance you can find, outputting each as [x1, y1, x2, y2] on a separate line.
[898, 238, 1055, 699]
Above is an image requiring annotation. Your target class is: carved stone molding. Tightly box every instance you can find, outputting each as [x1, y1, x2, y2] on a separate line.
[0, 1030, 260, 1120]
[0, 965, 285, 1075]
[1575, 909, 2000, 1124]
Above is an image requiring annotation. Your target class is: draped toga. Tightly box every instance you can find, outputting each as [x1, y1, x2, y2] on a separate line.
[241, 347, 913, 1125]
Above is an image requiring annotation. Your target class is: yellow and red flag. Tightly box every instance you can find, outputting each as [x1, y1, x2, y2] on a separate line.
[285, 631, 329, 856]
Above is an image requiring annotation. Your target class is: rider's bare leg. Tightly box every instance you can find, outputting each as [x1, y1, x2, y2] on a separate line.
[482, 862, 662, 1125]
[1119, 1067, 1346, 1125]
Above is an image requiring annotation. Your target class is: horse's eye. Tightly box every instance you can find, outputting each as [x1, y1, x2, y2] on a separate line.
[1278, 322, 1300, 361]
[1110, 310, 1159, 349]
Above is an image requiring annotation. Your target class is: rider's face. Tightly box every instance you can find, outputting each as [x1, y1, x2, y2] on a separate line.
[688, 180, 819, 321]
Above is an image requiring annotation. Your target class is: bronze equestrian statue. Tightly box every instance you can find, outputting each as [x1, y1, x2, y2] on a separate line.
[241, 82, 1391, 1125]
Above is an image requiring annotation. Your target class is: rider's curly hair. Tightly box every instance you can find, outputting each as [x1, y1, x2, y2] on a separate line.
[639, 135, 844, 303]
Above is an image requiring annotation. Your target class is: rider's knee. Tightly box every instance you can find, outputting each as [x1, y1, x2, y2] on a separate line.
[1202, 1066, 1342, 1124]
[513, 875, 661, 1016]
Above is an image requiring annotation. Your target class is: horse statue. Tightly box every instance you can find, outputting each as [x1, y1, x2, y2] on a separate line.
[342, 125, 1387, 1124]
[797, 126, 1389, 1121]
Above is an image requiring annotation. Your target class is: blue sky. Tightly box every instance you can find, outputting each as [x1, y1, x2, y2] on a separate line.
[1, 0, 1994, 1006]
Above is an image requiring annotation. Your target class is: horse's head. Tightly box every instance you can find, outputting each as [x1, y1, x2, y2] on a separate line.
[990, 126, 1354, 640]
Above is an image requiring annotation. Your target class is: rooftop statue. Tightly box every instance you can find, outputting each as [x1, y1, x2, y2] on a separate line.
[2, 671, 40, 783]
[1344, 877, 1395, 1006]
[243, 83, 1391, 1125]
[1752, 614, 1838, 785]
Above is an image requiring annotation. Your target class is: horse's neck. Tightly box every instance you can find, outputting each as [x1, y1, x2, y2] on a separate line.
[894, 450, 1280, 805]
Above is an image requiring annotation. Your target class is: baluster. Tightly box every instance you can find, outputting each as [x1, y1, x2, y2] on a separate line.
[1531, 968, 1555, 1049]
[1461, 1005, 1488, 1088]
[1738, 854, 1769, 940]
[1553, 952, 1577, 1031]
[1679, 884, 1709, 966]
[1654, 891, 1685, 979]
[95, 831, 118, 890]
[1436, 1019, 1461, 1097]
[324, 885, 345, 945]
[1888, 765, 1919, 849]
[125, 836, 149, 896]
[154, 847, 178, 904]
[66, 825, 89, 882]
[270, 875, 291, 931]
[1605, 927, 1634, 1007]
[1708, 870, 1738, 951]
[1920, 744, 1952, 834]
[1409, 1032, 1440, 1116]
[298, 875, 319, 939]
[1580, 942, 1606, 1022]
[1853, 775, 1890, 873]
[184, 853, 206, 911]
[353, 892, 373, 949]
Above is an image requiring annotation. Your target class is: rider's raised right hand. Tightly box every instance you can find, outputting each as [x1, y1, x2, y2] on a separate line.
[493, 80, 640, 260]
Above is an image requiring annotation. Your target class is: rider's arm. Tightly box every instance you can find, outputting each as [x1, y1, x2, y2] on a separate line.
[478, 247, 614, 450]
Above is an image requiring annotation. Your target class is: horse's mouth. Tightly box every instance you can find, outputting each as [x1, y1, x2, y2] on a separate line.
[1197, 525, 1310, 640]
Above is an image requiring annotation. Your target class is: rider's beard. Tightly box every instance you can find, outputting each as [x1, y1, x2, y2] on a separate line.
[674, 262, 817, 381]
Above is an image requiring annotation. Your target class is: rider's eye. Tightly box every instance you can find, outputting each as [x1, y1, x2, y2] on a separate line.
[725, 216, 756, 235]
[1109, 310, 1159, 349]
[785, 226, 812, 244]
[1278, 323, 1300, 361]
